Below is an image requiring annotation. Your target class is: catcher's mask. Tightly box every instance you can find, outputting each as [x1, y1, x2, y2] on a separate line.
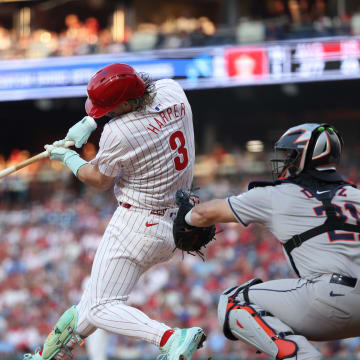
[271, 123, 343, 179]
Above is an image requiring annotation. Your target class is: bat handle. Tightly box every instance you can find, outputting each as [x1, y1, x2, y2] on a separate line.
[37, 140, 76, 160]
[64, 140, 75, 148]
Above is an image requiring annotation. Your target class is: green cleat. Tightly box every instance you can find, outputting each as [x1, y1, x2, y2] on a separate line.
[23, 352, 43, 360]
[23, 306, 83, 360]
[158, 327, 206, 360]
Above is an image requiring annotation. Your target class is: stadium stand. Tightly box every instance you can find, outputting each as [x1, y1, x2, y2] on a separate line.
[0, 1, 359, 59]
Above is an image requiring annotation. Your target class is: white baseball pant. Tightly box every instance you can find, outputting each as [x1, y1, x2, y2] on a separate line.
[85, 329, 108, 360]
[74, 205, 176, 346]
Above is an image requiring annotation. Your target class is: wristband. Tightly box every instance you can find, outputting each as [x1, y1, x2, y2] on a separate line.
[64, 151, 88, 177]
[185, 209, 195, 226]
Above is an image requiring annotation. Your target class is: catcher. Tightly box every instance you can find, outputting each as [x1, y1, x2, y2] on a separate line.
[173, 124, 360, 360]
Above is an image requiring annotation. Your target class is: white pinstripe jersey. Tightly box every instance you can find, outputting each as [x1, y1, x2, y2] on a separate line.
[228, 183, 360, 279]
[91, 79, 195, 209]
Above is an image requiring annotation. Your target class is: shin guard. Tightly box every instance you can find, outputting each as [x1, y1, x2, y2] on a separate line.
[228, 305, 298, 359]
[218, 280, 298, 360]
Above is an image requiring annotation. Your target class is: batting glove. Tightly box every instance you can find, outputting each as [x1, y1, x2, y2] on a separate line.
[45, 145, 88, 176]
[54, 116, 97, 149]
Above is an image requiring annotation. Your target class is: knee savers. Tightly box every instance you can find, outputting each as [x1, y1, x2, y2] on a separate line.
[42, 306, 84, 360]
[218, 279, 298, 360]
[217, 278, 262, 335]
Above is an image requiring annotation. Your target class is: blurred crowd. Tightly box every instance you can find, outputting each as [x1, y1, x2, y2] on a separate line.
[1, 1, 360, 59]
[1, 145, 360, 359]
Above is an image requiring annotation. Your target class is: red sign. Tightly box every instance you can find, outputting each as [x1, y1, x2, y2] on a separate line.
[225, 46, 268, 78]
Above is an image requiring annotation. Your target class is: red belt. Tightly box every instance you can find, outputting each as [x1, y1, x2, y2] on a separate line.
[119, 202, 167, 217]
[119, 201, 132, 209]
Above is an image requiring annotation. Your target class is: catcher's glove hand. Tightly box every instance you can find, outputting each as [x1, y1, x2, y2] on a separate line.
[173, 189, 216, 259]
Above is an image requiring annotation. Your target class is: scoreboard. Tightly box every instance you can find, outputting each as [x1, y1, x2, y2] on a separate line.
[223, 37, 360, 85]
[292, 39, 360, 77]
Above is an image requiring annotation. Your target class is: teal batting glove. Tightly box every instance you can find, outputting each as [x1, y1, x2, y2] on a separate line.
[45, 145, 88, 176]
[64, 116, 97, 148]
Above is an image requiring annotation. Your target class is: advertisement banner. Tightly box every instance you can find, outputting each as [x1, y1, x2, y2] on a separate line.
[0, 53, 213, 101]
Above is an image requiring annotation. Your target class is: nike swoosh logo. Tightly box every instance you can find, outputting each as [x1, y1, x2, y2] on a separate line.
[145, 222, 159, 227]
[236, 320, 243, 328]
[316, 190, 331, 194]
[330, 291, 345, 297]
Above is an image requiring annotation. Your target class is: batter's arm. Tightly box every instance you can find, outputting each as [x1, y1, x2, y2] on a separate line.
[188, 199, 237, 227]
[77, 163, 115, 190]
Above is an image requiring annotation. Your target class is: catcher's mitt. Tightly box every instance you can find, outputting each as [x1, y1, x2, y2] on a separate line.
[173, 189, 216, 259]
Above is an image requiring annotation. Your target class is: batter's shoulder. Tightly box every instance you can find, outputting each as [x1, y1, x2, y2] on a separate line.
[155, 78, 183, 91]
[155, 78, 179, 86]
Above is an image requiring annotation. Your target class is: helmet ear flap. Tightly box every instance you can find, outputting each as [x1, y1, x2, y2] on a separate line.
[305, 125, 342, 171]
[303, 127, 320, 170]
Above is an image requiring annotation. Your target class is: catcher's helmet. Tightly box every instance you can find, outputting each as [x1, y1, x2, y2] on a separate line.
[85, 63, 146, 118]
[271, 123, 343, 179]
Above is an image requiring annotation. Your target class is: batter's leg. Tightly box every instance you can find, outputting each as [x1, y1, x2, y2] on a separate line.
[85, 329, 108, 360]
[84, 207, 206, 360]
[84, 208, 173, 344]
[23, 206, 206, 360]
[86, 255, 206, 360]
[76, 279, 97, 338]
[217, 279, 321, 360]
[87, 256, 170, 345]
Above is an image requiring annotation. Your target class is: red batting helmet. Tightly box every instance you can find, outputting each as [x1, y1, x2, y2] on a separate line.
[85, 63, 146, 118]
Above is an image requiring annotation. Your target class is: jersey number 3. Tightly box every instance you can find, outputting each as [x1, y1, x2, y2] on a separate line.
[169, 131, 189, 171]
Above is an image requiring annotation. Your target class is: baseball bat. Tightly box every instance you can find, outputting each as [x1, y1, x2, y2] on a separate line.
[0, 140, 75, 179]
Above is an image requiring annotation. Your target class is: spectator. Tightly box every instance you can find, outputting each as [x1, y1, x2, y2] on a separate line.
[128, 23, 159, 52]
[351, 6, 360, 35]
[236, 17, 266, 43]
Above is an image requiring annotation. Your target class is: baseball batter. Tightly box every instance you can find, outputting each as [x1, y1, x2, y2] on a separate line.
[181, 124, 360, 359]
[24, 63, 205, 360]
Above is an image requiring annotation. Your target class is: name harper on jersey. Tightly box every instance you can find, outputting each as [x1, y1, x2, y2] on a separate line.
[146, 102, 186, 135]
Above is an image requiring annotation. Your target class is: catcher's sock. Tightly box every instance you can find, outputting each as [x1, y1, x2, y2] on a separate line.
[160, 329, 175, 347]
